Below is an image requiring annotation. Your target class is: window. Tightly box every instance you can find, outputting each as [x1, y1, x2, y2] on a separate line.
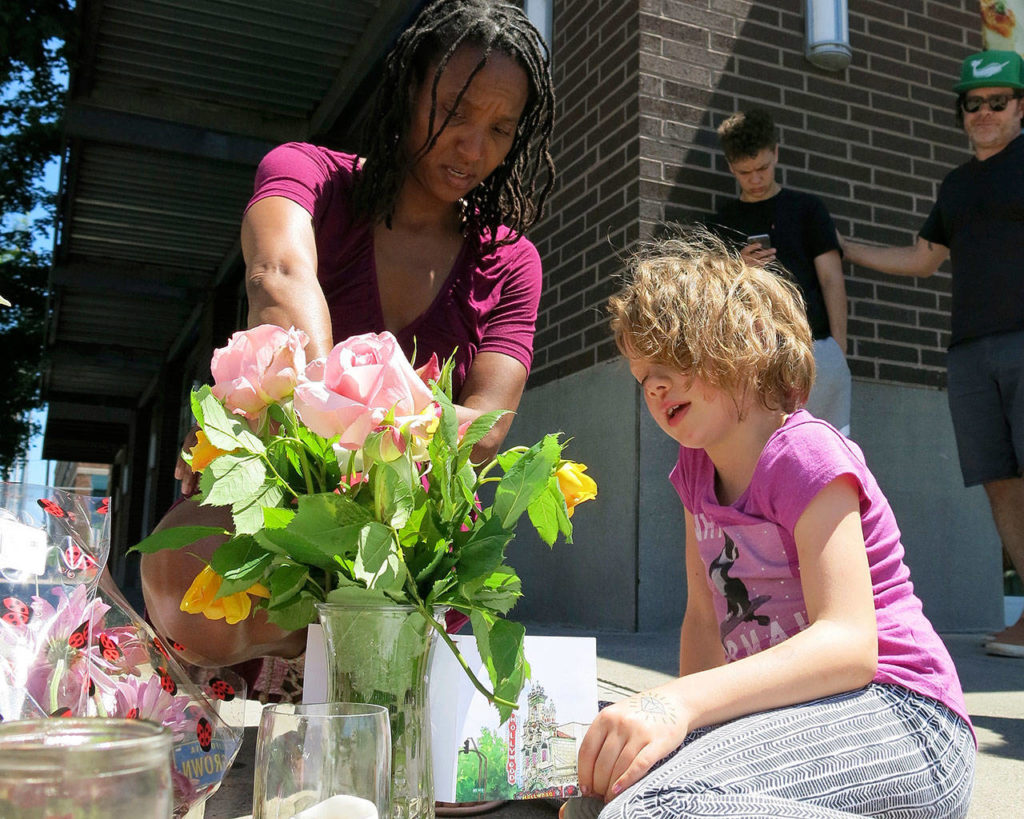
[524, 0, 552, 48]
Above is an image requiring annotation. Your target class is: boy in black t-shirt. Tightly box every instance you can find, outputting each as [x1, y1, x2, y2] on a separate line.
[712, 109, 851, 435]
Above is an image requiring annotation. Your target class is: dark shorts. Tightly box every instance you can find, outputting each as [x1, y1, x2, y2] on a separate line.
[946, 330, 1024, 486]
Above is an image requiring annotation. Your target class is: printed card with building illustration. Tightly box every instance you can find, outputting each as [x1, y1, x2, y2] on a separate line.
[430, 635, 598, 801]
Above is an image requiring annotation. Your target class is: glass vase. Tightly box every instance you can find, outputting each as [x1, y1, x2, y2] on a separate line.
[316, 603, 438, 819]
[0, 718, 173, 818]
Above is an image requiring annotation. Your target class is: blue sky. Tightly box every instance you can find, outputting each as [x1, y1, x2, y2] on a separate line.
[19, 158, 62, 485]
[4, 46, 69, 485]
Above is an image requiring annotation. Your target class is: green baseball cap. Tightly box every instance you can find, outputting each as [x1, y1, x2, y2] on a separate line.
[953, 50, 1024, 93]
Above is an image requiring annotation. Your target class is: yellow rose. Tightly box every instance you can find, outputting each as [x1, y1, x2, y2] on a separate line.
[188, 430, 230, 473]
[180, 565, 270, 625]
[555, 461, 597, 517]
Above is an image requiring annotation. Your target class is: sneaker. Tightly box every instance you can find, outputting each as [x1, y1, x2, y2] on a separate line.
[984, 639, 1024, 658]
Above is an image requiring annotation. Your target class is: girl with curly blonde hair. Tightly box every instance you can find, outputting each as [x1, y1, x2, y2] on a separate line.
[565, 229, 975, 818]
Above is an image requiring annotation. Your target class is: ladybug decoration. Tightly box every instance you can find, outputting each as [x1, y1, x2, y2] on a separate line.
[152, 637, 170, 661]
[88, 679, 96, 697]
[208, 677, 236, 702]
[1, 597, 31, 627]
[96, 497, 110, 515]
[37, 498, 66, 518]
[169, 639, 186, 652]
[62, 543, 98, 573]
[98, 634, 122, 663]
[68, 620, 90, 649]
[126, 707, 139, 720]
[157, 669, 177, 696]
[196, 718, 213, 752]
[51, 707, 73, 718]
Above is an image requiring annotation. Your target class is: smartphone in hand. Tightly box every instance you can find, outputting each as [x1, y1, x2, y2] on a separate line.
[747, 233, 773, 250]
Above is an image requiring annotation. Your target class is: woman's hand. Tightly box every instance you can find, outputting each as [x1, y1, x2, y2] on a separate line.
[577, 688, 691, 801]
[173, 425, 201, 496]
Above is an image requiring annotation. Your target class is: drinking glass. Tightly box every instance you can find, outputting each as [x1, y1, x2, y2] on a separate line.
[253, 702, 390, 819]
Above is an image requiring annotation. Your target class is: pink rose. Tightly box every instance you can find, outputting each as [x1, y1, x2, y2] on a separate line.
[211, 325, 309, 419]
[293, 332, 435, 449]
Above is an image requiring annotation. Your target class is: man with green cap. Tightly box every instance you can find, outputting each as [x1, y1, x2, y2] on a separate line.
[841, 50, 1024, 659]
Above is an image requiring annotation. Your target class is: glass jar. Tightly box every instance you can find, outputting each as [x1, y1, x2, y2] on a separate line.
[0, 718, 173, 818]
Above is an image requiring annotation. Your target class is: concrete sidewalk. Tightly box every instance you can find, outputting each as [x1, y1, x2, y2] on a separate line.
[203, 629, 1022, 819]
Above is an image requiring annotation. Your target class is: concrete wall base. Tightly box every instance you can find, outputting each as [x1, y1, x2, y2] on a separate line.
[508, 365, 1004, 634]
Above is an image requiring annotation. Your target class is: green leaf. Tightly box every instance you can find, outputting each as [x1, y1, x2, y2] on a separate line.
[262, 507, 295, 530]
[193, 385, 265, 453]
[290, 493, 374, 537]
[492, 435, 561, 528]
[266, 563, 309, 608]
[353, 523, 405, 592]
[425, 573, 458, 606]
[264, 591, 318, 631]
[470, 611, 529, 723]
[324, 584, 392, 606]
[258, 522, 361, 570]
[430, 388, 459, 462]
[376, 460, 415, 529]
[495, 449, 523, 472]
[455, 461, 479, 509]
[231, 483, 285, 535]
[462, 567, 521, 615]
[432, 355, 457, 402]
[209, 535, 272, 589]
[396, 504, 428, 547]
[455, 515, 512, 584]
[525, 476, 573, 546]
[129, 525, 228, 554]
[457, 409, 507, 464]
[201, 453, 267, 508]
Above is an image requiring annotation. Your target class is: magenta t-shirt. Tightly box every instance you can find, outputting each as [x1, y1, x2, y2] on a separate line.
[246, 142, 542, 397]
[669, 410, 971, 730]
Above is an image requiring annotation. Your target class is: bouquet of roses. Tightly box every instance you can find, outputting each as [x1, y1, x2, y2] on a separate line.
[133, 325, 595, 719]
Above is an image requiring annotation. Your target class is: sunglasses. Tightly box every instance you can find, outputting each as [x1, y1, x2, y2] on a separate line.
[961, 93, 1019, 113]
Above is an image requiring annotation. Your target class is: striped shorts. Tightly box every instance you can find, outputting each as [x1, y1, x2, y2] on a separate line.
[571, 683, 975, 818]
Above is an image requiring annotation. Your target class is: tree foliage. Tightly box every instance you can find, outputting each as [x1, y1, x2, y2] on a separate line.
[456, 727, 517, 800]
[0, 1, 76, 477]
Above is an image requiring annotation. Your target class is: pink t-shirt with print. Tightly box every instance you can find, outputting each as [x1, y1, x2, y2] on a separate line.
[669, 410, 971, 731]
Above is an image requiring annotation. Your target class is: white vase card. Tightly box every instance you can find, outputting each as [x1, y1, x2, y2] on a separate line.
[431, 634, 598, 801]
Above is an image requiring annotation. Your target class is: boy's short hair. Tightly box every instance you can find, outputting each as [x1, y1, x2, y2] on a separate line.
[717, 109, 778, 163]
[608, 227, 814, 414]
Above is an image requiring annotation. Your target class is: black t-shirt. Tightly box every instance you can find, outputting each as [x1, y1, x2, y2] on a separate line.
[713, 188, 840, 340]
[919, 134, 1024, 347]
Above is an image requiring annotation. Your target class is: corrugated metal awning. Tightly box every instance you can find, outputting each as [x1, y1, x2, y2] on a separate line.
[43, 0, 420, 462]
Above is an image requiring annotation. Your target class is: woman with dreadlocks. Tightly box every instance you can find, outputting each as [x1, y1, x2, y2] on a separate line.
[140, 0, 556, 681]
[237, 0, 554, 469]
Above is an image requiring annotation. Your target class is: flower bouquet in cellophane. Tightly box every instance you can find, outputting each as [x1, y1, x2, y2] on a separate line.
[0, 482, 244, 817]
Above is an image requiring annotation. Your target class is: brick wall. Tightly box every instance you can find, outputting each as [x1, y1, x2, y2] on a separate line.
[529, 0, 642, 383]
[530, 0, 983, 391]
